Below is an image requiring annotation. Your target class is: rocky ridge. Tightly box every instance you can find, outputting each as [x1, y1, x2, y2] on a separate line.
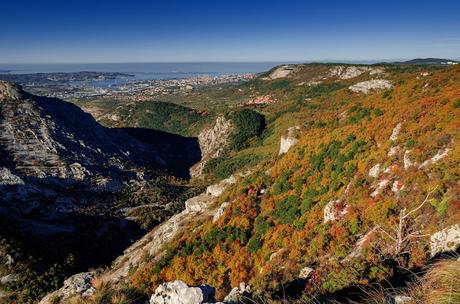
[0, 81, 164, 218]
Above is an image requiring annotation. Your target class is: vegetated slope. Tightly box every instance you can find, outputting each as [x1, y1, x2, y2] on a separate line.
[119, 65, 460, 301]
[96, 100, 209, 137]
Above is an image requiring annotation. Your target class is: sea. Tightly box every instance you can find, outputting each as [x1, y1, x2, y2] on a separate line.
[0, 62, 289, 82]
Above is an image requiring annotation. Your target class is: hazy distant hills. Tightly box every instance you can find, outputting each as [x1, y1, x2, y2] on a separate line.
[392, 57, 459, 65]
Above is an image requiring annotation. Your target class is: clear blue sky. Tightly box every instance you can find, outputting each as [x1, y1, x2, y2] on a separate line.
[1, 0, 459, 63]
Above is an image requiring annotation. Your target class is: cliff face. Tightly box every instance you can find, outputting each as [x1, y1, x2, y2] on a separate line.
[0, 81, 162, 218]
[190, 116, 233, 177]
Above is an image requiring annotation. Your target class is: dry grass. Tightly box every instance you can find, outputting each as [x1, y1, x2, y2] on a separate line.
[422, 258, 460, 304]
[110, 292, 129, 304]
[91, 276, 107, 290]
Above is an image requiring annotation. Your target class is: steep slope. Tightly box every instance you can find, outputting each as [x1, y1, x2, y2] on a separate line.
[65, 64, 460, 303]
[0, 81, 201, 303]
[0, 81, 162, 216]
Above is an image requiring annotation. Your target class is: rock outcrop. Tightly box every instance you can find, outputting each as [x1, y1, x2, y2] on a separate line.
[0, 81, 25, 100]
[213, 202, 230, 223]
[430, 224, 460, 257]
[349, 79, 393, 94]
[150, 280, 214, 304]
[190, 116, 233, 177]
[223, 282, 251, 303]
[39, 270, 100, 304]
[298, 267, 314, 280]
[279, 126, 300, 155]
[324, 199, 349, 223]
[263, 65, 297, 80]
[328, 66, 384, 79]
[0, 81, 160, 218]
[389, 295, 414, 304]
[206, 175, 237, 197]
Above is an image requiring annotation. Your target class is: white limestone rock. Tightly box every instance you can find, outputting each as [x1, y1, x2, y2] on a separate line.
[0, 274, 18, 284]
[430, 224, 460, 257]
[349, 79, 393, 94]
[39, 270, 100, 304]
[371, 179, 390, 197]
[403, 150, 414, 169]
[223, 282, 251, 303]
[390, 123, 402, 142]
[213, 202, 230, 223]
[298, 267, 314, 279]
[328, 66, 383, 79]
[150, 280, 214, 304]
[190, 116, 233, 177]
[391, 180, 404, 193]
[368, 164, 381, 178]
[324, 199, 349, 223]
[264, 65, 296, 80]
[279, 126, 300, 155]
[206, 175, 237, 197]
[185, 194, 215, 213]
[0, 81, 25, 100]
[419, 148, 450, 169]
[388, 146, 399, 157]
[390, 295, 414, 304]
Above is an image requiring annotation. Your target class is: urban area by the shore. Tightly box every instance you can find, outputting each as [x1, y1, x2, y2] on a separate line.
[17, 73, 256, 100]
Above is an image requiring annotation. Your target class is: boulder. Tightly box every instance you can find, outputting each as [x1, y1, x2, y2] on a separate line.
[370, 179, 390, 197]
[298, 267, 314, 280]
[223, 282, 251, 303]
[150, 280, 214, 304]
[39, 270, 100, 304]
[328, 66, 383, 79]
[403, 150, 414, 169]
[389, 295, 414, 304]
[430, 224, 460, 257]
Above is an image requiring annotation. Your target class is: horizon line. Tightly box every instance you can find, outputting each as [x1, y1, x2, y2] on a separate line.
[0, 57, 458, 66]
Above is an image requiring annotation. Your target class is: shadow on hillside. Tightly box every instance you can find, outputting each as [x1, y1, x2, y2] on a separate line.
[0, 210, 143, 298]
[121, 128, 201, 179]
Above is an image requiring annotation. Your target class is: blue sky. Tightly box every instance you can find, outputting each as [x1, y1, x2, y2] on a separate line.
[1, 0, 460, 63]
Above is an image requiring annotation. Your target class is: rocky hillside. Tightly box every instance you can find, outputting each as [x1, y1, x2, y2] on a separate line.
[50, 63, 460, 304]
[0, 81, 201, 303]
[0, 81, 163, 215]
[4, 63, 460, 304]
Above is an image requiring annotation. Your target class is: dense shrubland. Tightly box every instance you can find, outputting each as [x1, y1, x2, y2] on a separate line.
[126, 65, 460, 301]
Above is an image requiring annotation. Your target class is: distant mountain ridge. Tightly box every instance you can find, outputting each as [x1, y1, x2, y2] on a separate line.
[392, 57, 459, 65]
